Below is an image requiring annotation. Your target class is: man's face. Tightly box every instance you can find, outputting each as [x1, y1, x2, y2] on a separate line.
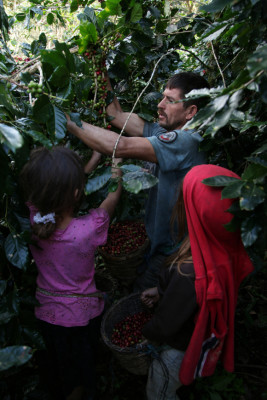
[157, 87, 194, 131]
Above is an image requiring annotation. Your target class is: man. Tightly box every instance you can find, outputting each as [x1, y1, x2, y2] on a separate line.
[66, 71, 210, 290]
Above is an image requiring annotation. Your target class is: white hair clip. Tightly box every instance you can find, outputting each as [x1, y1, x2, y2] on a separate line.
[33, 212, 56, 224]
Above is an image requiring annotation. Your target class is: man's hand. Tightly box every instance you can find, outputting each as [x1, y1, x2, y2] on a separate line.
[140, 287, 159, 308]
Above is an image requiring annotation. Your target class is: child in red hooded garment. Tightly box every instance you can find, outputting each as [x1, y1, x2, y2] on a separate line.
[141, 164, 254, 400]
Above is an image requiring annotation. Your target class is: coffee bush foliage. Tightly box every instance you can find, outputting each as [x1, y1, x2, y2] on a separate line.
[0, 0, 266, 371]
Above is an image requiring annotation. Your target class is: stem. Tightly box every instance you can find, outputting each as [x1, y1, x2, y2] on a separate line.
[111, 49, 175, 164]
[210, 41, 226, 88]
[180, 48, 210, 69]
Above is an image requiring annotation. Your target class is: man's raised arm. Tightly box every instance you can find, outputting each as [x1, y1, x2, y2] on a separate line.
[106, 76, 145, 137]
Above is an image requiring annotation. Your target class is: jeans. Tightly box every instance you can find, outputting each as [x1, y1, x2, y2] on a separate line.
[146, 348, 185, 400]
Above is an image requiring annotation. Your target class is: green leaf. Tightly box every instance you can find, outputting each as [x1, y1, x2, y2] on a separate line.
[241, 163, 267, 181]
[118, 41, 137, 55]
[69, 112, 82, 128]
[32, 96, 53, 124]
[85, 170, 112, 194]
[0, 61, 8, 73]
[48, 65, 70, 88]
[108, 61, 129, 80]
[224, 215, 240, 233]
[120, 164, 142, 173]
[247, 44, 267, 77]
[246, 156, 267, 168]
[241, 217, 262, 247]
[200, 0, 233, 13]
[143, 91, 162, 104]
[137, 113, 155, 122]
[0, 309, 16, 325]
[54, 41, 75, 73]
[202, 175, 240, 187]
[0, 123, 23, 152]
[122, 171, 158, 194]
[16, 12, 26, 21]
[46, 12, 54, 25]
[130, 3, 142, 23]
[240, 183, 265, 211]
[221, 180, 245, 199]
[82, 6, 98, 25]
[40, 49, 67, 68]
[54, 106, 67, 139]
[202, 25, 228, 42]
[0, 280, 7, 296]
[70, 0, 79, 13]
[4, 233, 29, 270]
[25, 130, 50, 147]
[0, 346, 32, 372]
[79, 21, 98, 44]
[131, 31, 153, 48]
[100, 0, 122, 16]
[22, 327, 45, 350]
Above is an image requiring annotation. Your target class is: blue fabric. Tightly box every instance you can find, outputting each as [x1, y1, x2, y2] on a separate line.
[143, 122, 206, 257]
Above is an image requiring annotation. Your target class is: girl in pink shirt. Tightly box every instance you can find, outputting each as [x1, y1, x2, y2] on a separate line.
[20, 146, 121, 400]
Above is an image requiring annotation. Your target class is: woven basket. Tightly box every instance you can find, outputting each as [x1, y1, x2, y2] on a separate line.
[94, 268, 118, 299]
[99, 237, 149, 285]
[101, 292, 152, 375]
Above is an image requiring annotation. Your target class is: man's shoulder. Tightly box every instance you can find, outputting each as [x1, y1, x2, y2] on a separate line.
[143, 121, 166, 137]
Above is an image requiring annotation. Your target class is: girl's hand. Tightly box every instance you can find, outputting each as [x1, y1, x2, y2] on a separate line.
[140, 287, 159, 308]
[136, 337, 149, 350]
[84, 150, 102, 174]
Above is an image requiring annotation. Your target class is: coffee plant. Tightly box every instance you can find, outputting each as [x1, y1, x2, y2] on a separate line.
[0, 0, 266, 398]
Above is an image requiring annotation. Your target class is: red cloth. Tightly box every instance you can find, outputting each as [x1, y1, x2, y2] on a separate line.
[179, 164, 254, 385]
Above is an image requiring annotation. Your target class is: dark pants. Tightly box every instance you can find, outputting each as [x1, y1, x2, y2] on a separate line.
[134, 253, 168, 292]
[38, 316, 102, 400]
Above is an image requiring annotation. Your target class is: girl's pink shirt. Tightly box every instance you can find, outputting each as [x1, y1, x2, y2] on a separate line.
[27, 203, 109, 327]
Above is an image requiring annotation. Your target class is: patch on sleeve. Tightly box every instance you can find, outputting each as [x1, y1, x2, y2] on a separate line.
[158, 131, 177, 143]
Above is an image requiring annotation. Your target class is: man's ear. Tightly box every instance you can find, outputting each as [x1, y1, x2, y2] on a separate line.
[185, 105, 198, 121]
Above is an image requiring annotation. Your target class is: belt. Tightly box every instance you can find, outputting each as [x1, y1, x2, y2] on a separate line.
[36, 287, 103, 299]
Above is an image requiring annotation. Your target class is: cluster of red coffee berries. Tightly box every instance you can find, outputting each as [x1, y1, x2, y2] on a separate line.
[111, 311, 152, 348]
[82, 33, 122, 128]
[101, 220, 147, 256]
[83, 47, 109, 128]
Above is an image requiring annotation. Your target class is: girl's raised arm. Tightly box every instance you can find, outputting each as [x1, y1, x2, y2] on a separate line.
[99, 158, 122, 218]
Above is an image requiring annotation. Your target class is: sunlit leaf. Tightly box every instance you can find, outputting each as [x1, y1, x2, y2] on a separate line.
[85, 170, 112, 194]
[200, 0, 234, 13]
[4, 233, 29, 270]
[122, 171, 158, 193]
[0, 346, 32, 372]
[0, 123, 23, 152]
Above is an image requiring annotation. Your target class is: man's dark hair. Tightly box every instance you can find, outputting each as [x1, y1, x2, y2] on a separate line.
[166, 72, 210, 109]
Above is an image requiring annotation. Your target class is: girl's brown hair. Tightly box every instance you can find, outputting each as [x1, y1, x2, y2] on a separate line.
[20, 146, 85, 239]
[166, 182, 192, 274]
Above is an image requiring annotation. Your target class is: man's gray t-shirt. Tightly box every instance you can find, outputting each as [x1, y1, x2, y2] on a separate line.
[143, 122, 206, 257]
